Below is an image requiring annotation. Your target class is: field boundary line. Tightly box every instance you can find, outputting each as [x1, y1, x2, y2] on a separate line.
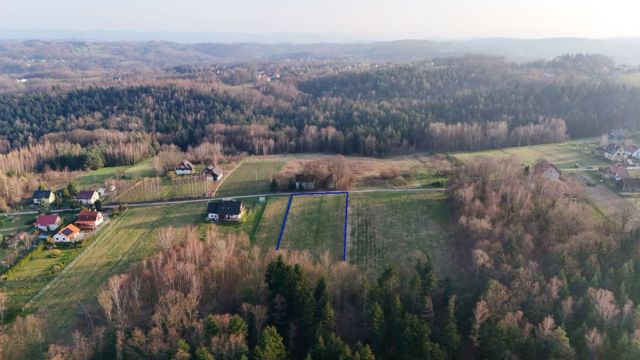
[276, 191, 349, 261]
[22, 211, 130, 310]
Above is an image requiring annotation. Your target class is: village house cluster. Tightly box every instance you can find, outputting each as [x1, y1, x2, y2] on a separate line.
[34, 209, 105, 243]
[597, 129, 640, 192]
[174, 160, 224, 181]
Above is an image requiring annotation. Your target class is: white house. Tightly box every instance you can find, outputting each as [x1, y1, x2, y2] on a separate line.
[175, 160, 195, 175]
[202, 165, 224, 181]
[533, 160, 561, 181]
[35, 214, 62, 232]
[32, 189, 55, 205]
[604, 144, 625, 162]
[207, 200, 245, 222]
[53, 224, 81, 243]
[76, 190, 99, 205]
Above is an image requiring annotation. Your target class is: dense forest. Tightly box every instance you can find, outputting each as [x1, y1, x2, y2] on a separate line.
[0, 56, 638, 157]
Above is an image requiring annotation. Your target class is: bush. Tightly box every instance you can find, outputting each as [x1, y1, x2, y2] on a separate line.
[48, 249, 62, 258]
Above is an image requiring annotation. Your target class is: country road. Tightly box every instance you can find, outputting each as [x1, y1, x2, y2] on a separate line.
[1, 187, 447, 216]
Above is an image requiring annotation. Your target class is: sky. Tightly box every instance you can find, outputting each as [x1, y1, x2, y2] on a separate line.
[1, 0, 639, 41]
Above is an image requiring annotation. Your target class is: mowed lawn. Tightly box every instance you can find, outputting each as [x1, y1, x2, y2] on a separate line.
[453, 141, 606, 169]
[28, 202, 205, 338]
[278, 195, 347, 262]
[216, 159, 286, 197]
[74, 157, 156, 188]
[349, 192, 452, 275]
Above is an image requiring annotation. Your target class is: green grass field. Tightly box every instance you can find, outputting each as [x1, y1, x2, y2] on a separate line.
[216, 159, 286, 197]
[0, 247, 81, 321]
[25, 202, 204, 337]
[453, 140, 607, 169]
[0, 214, 35, 238]
[619, 72, 640, 87]
[74, 158, 156, 188]
[252, 197, 289, 250]
[278, 195, 346, 262]
[349, 192, 452, 275]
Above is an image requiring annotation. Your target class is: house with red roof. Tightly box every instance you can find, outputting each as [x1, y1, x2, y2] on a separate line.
[75, 210, 104, 230]
[604, 165, 630, 182]
[34, 214, 62, 232]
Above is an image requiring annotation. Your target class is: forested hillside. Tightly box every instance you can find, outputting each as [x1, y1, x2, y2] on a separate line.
[0, 56, 639, 156]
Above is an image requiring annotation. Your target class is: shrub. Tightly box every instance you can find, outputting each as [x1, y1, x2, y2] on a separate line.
[48, 249, 62, 258]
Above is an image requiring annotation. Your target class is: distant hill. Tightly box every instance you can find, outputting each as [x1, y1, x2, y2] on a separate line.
[2, 38, 640, 76]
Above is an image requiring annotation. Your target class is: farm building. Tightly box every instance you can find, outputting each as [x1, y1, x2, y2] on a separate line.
[203, 164, 224, 181]
[533, 160, 561, 181]
[207, 199, 245, 222]
[295, 174, 316, 190]
[33, 189, 55, 204]
[75, 210, 104, 230]
[34, 214, 62, 231]
[53, 224, 81, 243]
[603, 144, 625, 161]
[603, 165, 630, 181]
[76, 190, 99, 205]
[619, 178, 640, 192]
[175, 160, 195, 175]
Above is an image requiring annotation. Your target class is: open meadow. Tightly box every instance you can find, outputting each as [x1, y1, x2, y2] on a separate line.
[453, 140, 607, 169]
[215, 158, 286, 197]
[349, 191, 452, 275]
[278, 194, 347, 262]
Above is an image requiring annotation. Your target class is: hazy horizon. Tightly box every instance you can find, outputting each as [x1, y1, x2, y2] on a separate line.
[2, 0, 639, 43]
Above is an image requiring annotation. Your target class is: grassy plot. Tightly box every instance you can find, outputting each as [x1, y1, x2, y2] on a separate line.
[0, 247, 80, 320]
[453, 140, 606, 169]
[252, 197, 290, 250]
[0, 214, 35, 238]
[349, 192, 452, 275]
[216, 159, 286, 197]
[277, 195, 347, 262]
[74, 158, 156, 188]
[28, 202, 204, 337]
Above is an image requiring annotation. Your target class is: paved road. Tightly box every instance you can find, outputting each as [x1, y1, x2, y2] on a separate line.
[1, 187, 447, 216]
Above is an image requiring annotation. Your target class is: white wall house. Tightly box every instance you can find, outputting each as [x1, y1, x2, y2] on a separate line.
[76, 190, 99, 205]
[33, 190, 55, 205]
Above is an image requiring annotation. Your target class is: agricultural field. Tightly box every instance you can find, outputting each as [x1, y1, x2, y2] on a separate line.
[0, 246, 81, 321]
[618, 72, 640, 87]
[277, 194, 347, 262]
[349, 191, 453, 275]
[453, 140, 607, 170]
[251, 196, 290, 250]
[74, 157, 156, 188]
[216, 158, 286, 197]
[22, 202, 204, 337]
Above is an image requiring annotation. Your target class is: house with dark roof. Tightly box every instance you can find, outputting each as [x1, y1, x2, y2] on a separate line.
[533, 160, 561, 181]
[33, 189, 55, 205]
[75, 210, 104, 229]
[603, 144, 625, 161]
[35, 214, 62, 231]
[604, 165, 630, 181]
[175, 160, 195, 175]
[53, 224, 81, 243]
[619, 178, 640, 192]
[76, 190, 99, 205]
[295, 174, 316, 190]
[207, 200, 245, 222]
[203, 164, 224, 181]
